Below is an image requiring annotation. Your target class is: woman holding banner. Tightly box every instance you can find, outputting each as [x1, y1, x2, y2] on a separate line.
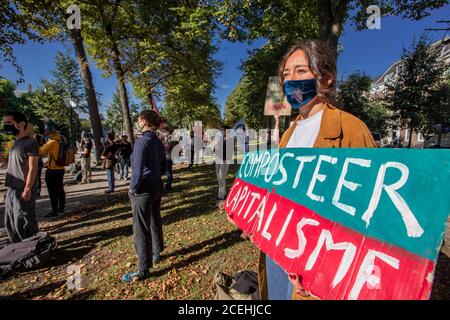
[228, 40, 377, 300]
[272, 40, 377, 300]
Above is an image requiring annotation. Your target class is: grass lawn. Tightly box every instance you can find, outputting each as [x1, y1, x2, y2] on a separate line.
[0, 164, 258, 300]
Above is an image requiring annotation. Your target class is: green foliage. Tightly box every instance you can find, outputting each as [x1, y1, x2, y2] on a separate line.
[221, 1, 320, 129]
[80, 119, 92, 132]
[387, 36, 448, 137]
[50, 51, 88, 113]
[104, 88, 140, 133]
[0, 78, 42, 130]
[28, 80, 79, 138]
[0, 1, 45, 82]
[337, 71, 390, 136]
[220, 0, 448, 130]
[0, 133, 15, 158]
[154, 2, 222, 129]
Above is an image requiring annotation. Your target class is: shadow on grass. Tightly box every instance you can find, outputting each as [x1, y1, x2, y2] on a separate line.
[40, 200, 130, 235]
[0, 280, 66, 300]
[44, 209, 132, 236]
[161, 193, 218, 226]
[152, 229, 244, 277]
[68, 289, 97, 300]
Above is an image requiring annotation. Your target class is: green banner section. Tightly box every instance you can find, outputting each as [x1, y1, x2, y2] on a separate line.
[237, 148, 450, 260]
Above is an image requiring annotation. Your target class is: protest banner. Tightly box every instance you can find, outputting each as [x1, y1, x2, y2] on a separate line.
[224, 148, 450, 299]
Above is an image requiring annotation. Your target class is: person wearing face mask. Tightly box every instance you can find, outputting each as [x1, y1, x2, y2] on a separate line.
[228, 40, 377, 301]
[0, 111, 40, 242]
[122, 110, 166, 283]
[39, 121, 66, 218]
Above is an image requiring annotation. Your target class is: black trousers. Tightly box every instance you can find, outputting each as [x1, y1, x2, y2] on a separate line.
[45, 169, 65, 214]
[129, 182, 164, 273]
[4, 187, 38, 243]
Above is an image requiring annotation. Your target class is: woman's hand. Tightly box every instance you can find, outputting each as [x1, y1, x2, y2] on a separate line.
[226, 214, 236, 225]
[288, 273, 310, 297]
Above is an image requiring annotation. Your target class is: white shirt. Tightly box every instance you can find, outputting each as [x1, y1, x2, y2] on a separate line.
[286, 110, 323, 148]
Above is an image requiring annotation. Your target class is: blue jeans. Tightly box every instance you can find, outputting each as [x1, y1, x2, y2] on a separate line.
[106, 168, 115, 192]
[266, 255, 293, 300]
[119, 159, 130, 179]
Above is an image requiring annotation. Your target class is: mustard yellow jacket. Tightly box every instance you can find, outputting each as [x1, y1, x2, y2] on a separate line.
[39, 134, 65, 170]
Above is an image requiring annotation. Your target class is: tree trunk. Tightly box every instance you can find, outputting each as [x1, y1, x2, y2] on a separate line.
[317, 0, 349, 58]
[111, 43, 134, 145]
[70, 29, 104, 162]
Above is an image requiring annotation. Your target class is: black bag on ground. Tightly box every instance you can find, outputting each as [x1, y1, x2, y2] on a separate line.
[214, 270, 259, 300]
[0, 232, 57, 280]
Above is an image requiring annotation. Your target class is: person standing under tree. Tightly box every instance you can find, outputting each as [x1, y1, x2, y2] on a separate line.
[122, 110, 166, 283]
[40, 121, 67, 218]
[101, 132, 119, 194]
[80, 136, 93, 184]
[1, 112, 40, 242]
[228, 40, 377, 301]
[158, 119, 177, 193]
[117, 135, 132, 181]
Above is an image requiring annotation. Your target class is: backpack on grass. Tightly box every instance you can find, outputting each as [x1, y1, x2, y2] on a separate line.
[0, 232, 57, 280]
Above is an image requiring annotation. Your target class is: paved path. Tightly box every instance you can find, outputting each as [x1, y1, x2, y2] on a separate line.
[0, 161, 130, 237]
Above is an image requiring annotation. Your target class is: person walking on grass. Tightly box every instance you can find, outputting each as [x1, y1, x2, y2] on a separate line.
[0, 111, 40, 242]
[122, 110, 166, 283]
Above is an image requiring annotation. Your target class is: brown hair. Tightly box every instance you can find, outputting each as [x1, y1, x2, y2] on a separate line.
[139, 110, 161, 130]
[277, 40, 337, 104]
[107, 132, 115, 141]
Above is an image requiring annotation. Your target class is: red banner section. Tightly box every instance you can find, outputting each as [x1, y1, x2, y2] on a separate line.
[225, 178, 435, 300]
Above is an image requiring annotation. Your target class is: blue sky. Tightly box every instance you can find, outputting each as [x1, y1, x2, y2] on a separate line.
[1, 4, 449, 119]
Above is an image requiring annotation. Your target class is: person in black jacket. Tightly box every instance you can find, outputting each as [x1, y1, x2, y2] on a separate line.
[101, 132, 119, 194]
[121, 110, 166, 283]
[117, 135, 132, 180]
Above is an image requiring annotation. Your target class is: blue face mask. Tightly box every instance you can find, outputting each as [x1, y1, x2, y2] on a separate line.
[283, 79, 318, 109]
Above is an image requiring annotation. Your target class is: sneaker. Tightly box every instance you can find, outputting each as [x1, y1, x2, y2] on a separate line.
[152, 255, 161, 265]
[57, 209, 65, 214]
[44, 212, 59, 219]
[121, 270, 150, 283]
[105, 190, 114, 194]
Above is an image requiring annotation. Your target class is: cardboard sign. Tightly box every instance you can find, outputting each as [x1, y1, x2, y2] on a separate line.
[225, 148, 450, 300]
[263, 77, 291, 116]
